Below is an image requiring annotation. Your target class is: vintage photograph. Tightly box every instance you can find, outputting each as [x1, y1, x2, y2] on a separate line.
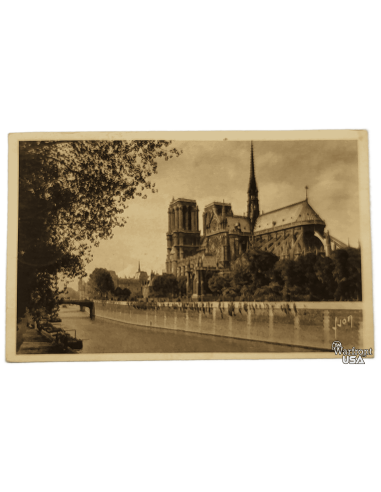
[6, 131, 374, 361]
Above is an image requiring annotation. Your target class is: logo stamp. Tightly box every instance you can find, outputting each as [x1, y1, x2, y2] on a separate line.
[331, 340, 372, 364]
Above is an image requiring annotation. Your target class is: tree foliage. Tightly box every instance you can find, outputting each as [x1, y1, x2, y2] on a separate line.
[231, 249, 279, 295]
[25, 272, 61, 322]
[18, 140, 180, 320]
[114, 286, 131, 299]
[208, 274, 230, 295]
[122, 288, 131, 299]
[216, 247, 361, 302]
[152, 274, 178, 297]
[177, 276, 187, 296]
[87, 268, 115, 297]
[331, 248, 362, 301]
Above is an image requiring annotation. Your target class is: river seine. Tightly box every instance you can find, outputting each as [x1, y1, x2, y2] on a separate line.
[59, 306, 313, 353]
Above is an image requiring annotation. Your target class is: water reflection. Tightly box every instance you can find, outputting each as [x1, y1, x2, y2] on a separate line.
[60, 303, 362, 352]
[59, 305, 311, 353]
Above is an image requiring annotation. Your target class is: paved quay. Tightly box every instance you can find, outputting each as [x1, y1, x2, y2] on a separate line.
[17, 319, 77, 355]
[17, 326, 58, 354]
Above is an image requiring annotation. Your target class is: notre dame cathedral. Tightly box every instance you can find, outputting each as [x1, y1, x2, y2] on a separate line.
[166, 142, 347, 298]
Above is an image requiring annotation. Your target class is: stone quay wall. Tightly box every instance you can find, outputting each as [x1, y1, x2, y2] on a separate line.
[94, 300, 363, 351]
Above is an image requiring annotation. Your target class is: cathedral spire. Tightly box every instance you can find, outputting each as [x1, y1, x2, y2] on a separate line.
[248, 141, 258, 195]
[247, 141, 259, 234]
[138, 261, 141, 272]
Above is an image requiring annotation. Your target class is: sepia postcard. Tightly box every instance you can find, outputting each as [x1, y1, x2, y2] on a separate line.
[6, 130, 374, 362]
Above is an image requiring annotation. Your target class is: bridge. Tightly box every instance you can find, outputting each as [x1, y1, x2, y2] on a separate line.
[59, 299, 95, 319]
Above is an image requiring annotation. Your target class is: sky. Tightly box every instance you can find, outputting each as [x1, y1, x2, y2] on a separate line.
[74, 139, 359, 285]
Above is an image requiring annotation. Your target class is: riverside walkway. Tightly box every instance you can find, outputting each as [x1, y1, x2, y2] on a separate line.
[18, 325, 60, 354]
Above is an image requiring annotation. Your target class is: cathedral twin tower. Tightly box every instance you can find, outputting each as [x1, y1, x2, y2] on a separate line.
[166, 198, 201, 269]
[165, 142, 260, 276]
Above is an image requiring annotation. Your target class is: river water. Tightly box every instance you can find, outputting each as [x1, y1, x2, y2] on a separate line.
[59, 306, 314, 353]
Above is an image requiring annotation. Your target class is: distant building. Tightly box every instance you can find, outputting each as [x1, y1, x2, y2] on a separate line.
[134, 262, 148, 283]
[110, 263, 148, 297]
[142, 271, 159, 299]
[78, 278, 88, 300]
[78, 263, 149, 299]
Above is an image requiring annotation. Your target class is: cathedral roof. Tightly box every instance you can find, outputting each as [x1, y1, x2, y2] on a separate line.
[226, 216, 251, 233]
[254, 200, 325, 233]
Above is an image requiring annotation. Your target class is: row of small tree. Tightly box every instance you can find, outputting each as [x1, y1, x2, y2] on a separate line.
[207, 248, 362, 302]
[83, 270, 188, 300]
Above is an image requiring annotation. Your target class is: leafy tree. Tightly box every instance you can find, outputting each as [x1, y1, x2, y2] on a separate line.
[122, 288, 131, 299]
[253, 283, 283, 302]
[231, 248, 278, 295]
[331, 248, 362, 300]
[177, 276, 187, 296]
[28, 272, 61, 323]
[151, 275, 164, 293]
[273, 259, 298, 300]
[273, 254, 335, 301]
[223, 244, 361, 302]
[114, 287, 122, 296]
[152, 274, 178, 297]
[272, 251, 360, 301]
[87, 268, 115, 297]
[208, 274, 230, 295]
[222, 287, 240, 298]
[289, 254, 336, 300]
[291, 254, 323, 300]
[18, 140, 180, 321]
[313, 255, 336, 299]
